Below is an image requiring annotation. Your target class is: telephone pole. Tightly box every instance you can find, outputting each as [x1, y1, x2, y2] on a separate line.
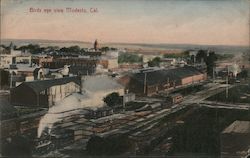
[226, 66, 229, 99]
[144, 72, 147, 95]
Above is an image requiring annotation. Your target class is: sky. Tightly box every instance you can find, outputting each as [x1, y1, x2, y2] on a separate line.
[1, 0, 249, 46]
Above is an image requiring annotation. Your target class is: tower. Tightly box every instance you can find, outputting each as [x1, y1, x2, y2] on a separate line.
[94, 39, 98, 51]
[9, 42, 14, 50]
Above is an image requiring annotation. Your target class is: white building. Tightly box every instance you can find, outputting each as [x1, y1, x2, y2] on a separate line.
[0, 48, 31, 69]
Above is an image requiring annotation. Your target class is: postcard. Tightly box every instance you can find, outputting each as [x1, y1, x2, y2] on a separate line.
[0, 0, 250, 157]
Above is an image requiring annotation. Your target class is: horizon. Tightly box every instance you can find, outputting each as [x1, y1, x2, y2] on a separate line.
[1, 0, 250, 46]
[1, 38, 249, 48]
[1, 0, 250, 47]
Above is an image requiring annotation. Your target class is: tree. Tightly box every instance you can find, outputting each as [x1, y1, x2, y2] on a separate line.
[100, 46, 109, 52]
[163, 51, 189, 58]
[190, 55, 195, 64]
[148, 57, 161, 67]
[206, 52, 217, 76]
[103, 92, 122, 107]
[118, 53, 143, 63]
[68, 45, 80, 53]
[194, 50, 218, 77]
[196, 50, 207, 63]
[18, 44, 43, 54]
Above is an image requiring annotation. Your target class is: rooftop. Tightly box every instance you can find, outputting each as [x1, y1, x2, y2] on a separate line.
[14, 76, 81, 94]
[222, 120, 250, 134]
[130, 66, 203, 85]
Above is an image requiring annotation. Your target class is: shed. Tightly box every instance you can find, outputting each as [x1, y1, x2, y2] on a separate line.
[221, 120, 250, 158]
[10, 76, 81, 107]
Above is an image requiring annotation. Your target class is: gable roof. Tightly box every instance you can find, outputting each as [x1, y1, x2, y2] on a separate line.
[222, 120, 250, 134]
[130, 66, 202, 86]
[18, 76, 81, 94]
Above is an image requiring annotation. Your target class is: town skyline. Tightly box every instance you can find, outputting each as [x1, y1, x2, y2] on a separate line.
[1, 0, 249, 46]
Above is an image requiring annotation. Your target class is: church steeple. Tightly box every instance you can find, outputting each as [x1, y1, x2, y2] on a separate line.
[94, 39, 98, 51]
[9, 42, 14, 50]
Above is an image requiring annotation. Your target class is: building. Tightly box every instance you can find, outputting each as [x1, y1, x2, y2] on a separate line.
[0, 96, 47, 144]
[0, 54, 17, 69]
[40, 57, 98, 75]
[119, 63, 143, 70]
[98, 57, 119, 70]
[32, 55, 53, 66]
[221, 120, 250, 158]
[166, 93, 183, 104]
[10, 76, 81, 107]
[0, 47, 31, 69]
[160, 58, 176, 66]
[15, 55, 32, 65]
[119, 66, 206, 96]
[84, 51, 102, 57]
[9, 64, 39, 86]
[123, 93, 136, 104]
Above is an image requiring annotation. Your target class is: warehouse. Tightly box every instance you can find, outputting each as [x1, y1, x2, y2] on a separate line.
[220, 120, 250, 158]
[119, 66, 206, 96]
[10, 76, 81, 107]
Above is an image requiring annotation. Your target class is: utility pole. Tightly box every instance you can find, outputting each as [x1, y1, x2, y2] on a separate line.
[213, 67, 215, 83]
[123, 90, 129, 111]
[226, 66, 229, 99]
[79, 74, 83, 94]
[167, 77, 169, 96]
[10, 71, 12, 89]
[144, 72, 147, 95]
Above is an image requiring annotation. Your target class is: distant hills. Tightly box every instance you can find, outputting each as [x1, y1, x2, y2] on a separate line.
[1, 38, 249, 54]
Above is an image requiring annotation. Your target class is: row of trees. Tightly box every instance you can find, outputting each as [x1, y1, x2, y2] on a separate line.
[163, 51, 189, 58]
[147, 50, 219, 77]
[118, 53, 143, 64]
[147, 57, 161, 67]
[100, 46, 117, 52]
[1, 44, 117, 54]
[194, 50, 217, 76]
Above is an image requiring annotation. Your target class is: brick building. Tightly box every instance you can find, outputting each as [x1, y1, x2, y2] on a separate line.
[119, 66, 206, 96]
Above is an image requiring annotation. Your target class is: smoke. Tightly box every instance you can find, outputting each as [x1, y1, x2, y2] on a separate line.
[232, 52, 244, 63]
[229, 63, 241, 77]
[37, 91, 106, 138]
[37, 75, 124, 138]
[229, 53, 243, 77]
